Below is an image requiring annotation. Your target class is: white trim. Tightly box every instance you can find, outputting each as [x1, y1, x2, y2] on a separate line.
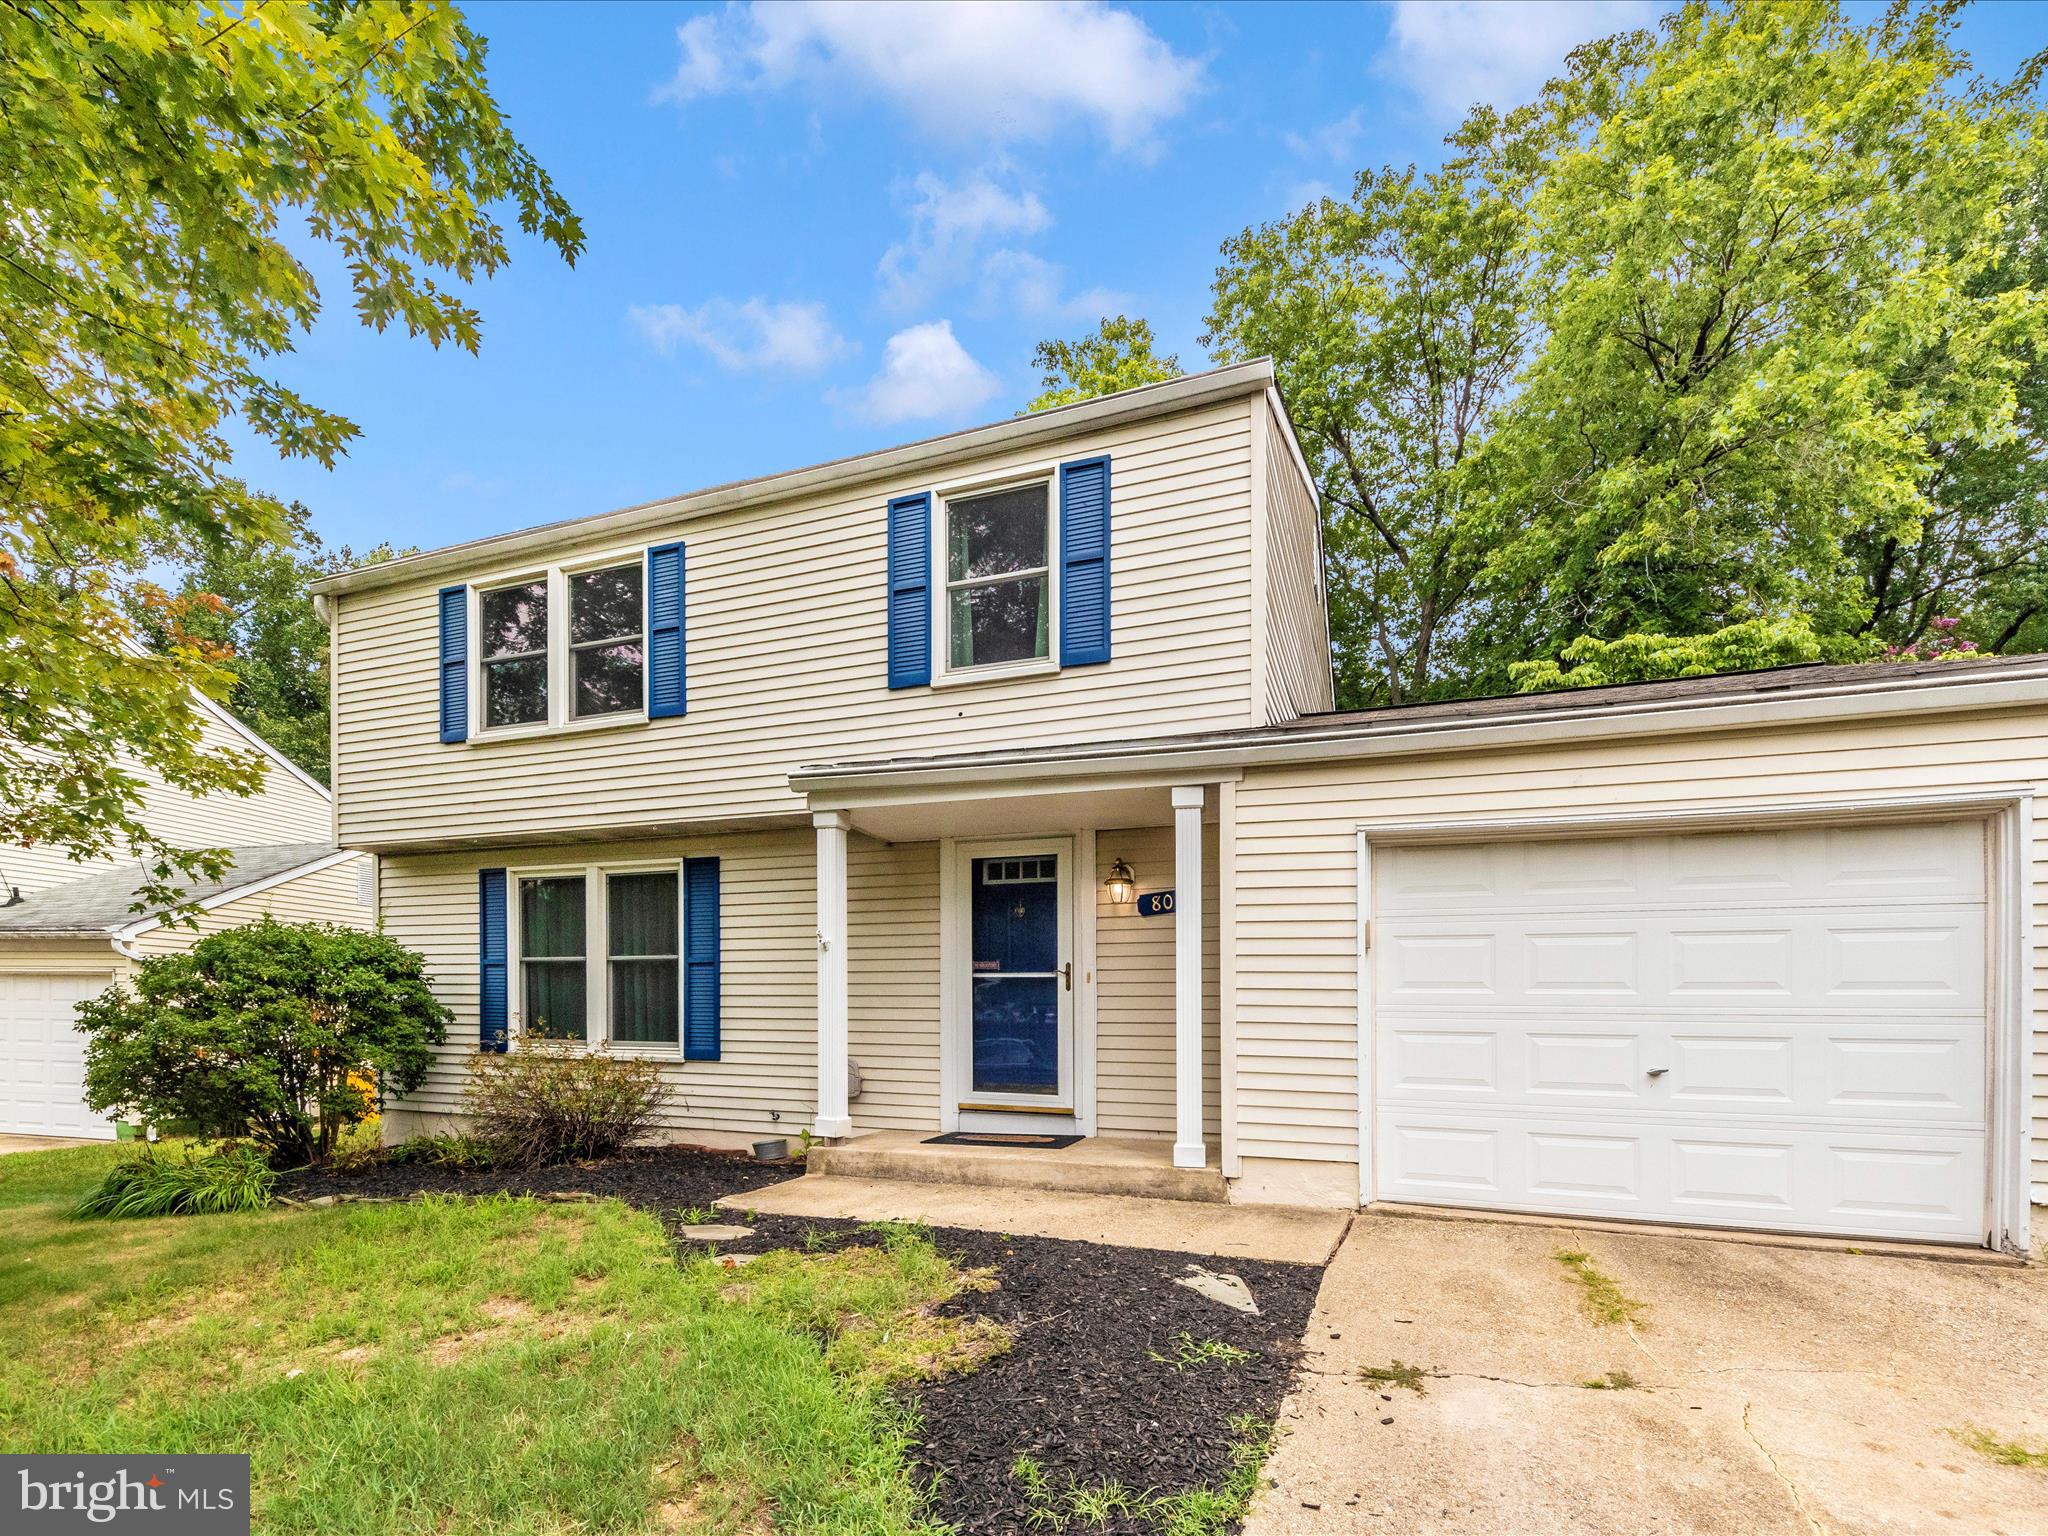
[941, 835, 1078, 1117]
[793, 665, 2048, 793]
[504, 855, 687, 1054]
[1075, 825, 1100, 1139]
[1218, 779, 1241, 1178]
[1353, 792, 2033, 1254]
[468, 548, 652, 741]
[1263, 384, 1319, 514]
[111, 849, 360, 942]
[1248, 390, 1270, 723]
[1171, 785, 1206, 1170]
[937, 835, 962, 1133]
[927, 469, 1060, 686]
[309, 360, 1279, 601]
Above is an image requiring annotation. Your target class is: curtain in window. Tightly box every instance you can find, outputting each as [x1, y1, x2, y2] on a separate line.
[521, 876, 586, 1039]
[609, 872, 679, 1044]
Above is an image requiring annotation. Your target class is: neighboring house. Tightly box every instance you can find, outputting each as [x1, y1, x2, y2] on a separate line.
[0, 689, 372, 1139]
[311, 359, 2048, 1254]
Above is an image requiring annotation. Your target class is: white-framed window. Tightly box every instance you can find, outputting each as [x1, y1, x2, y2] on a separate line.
[939, 475, 1055, 676]
[512, 861, 681, 1049]
[470, 551, 647, 735]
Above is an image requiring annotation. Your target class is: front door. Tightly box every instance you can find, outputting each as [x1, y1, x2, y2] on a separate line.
[961, 840, 1074, 1111]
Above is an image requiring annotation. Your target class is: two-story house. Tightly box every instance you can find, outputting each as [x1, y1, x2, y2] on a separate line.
[315, 360, 2048, 1253]
[0, 688, 372, 1140]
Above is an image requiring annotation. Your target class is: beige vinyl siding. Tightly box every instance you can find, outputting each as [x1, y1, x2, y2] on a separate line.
[127, 856, 373, 957]
[377, 830, 941, 1140]
[4, 705, 331, 897]
[1259, 399, 1332, 724]
[1094, 825, 1221, 1143]
[1228, 705, 2048, 1195]
[331, 402, 1259, 848]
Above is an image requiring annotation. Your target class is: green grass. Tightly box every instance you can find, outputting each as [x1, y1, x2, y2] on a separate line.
[1553, 1249, 1649, 1328]
[73, 1144, 276, 1218]
[1010, 1415, 1278, 1536]
[1147, 1332, 1254, 1371]
[0, 1141, 996, 1533]
[1951, 1427, 2048, 1470]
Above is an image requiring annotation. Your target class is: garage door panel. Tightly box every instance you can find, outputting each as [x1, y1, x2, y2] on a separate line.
[0, 970, 116, 1140]
[1374, 821, 1990, 1244]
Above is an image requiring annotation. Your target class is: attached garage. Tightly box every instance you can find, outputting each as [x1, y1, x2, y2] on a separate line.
[0, 969, 117, 1139]
[1370, 819, 1992, 1244]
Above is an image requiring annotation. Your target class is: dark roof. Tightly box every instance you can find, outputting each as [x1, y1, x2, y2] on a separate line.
[797, 653, 2048, 779]
[0, 843, 339, 937]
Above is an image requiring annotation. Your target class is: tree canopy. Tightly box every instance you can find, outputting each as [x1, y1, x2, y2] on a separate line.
[1024, 315, 1182, 413]
[1, 2, 578, 909]
[1209, 0, 2047, 706]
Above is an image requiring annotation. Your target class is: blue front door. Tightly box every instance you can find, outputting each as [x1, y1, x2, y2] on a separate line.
[969, 852, 1063, 1097]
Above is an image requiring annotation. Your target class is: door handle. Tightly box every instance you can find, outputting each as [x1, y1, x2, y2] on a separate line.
[1646, 1067, 1669, 1078]
[1062, 962, 1073, 990]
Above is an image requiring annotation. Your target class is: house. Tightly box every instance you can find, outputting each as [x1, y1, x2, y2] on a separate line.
[311, 359, 2047, 1254]
[0, 688, 372, 1140]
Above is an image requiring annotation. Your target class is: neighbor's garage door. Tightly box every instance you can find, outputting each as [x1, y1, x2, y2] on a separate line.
[1372, 821, 1988, 1244]
[0, 971, 117, 1140]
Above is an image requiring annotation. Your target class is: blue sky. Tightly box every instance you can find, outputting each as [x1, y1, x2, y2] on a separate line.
[237, 0, 2048, 558]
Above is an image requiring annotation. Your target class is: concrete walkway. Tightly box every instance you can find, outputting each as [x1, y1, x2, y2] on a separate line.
[0, 1133, 101, 1156]
[1247, 1211, 2048, 1535]
[720, 1174, 1351, 1265]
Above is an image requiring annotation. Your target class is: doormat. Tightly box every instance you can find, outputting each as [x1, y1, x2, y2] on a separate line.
[923, 1131, 1084, 1149]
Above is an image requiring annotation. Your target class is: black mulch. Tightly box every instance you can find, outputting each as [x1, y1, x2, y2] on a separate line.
[275, 1146, 1328, 1535]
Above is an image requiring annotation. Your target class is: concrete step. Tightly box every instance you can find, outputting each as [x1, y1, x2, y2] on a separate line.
[807, 1134, 1229, 1204]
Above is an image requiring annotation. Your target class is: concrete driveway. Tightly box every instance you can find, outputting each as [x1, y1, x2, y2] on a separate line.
[1248, 1212, 2048, 1536]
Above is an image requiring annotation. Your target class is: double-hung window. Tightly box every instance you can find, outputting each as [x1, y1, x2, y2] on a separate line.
[473, 557, 646, 733]
[943, 481, 1051, 671]
[514, 865, 682, 1048]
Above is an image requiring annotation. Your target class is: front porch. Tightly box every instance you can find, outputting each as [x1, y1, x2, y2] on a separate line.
[803, 770, 1229, 1192]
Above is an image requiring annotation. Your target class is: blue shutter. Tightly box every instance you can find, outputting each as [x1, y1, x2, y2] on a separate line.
[479, 868, 508, 1053]
[1059, 456, 1112, 667]
[886, 492, 931, 689]
[682, 857, 721, 1061]
[647, 542, 686, 719]
[438, 586, 468, 742]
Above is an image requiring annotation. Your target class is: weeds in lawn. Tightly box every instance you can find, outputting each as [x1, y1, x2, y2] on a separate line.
[1580, 1369, 1641, 1390]
[1553, 1249, 1648, 1328]
[1951, 1427, 2048, 1469]
[72, 1145, 274, 1219]
[676, 1205, 719, 1225]
[802, 1227, 843, 1252]
[1359, 1360, 1437, 1395]
[1011, 1415, 1279, 1536]
[1147, 1331, 1254, 1371]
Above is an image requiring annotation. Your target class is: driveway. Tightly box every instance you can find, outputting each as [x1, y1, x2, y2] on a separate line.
[1248, 1212, 2048, 1535]
[0, 1133, 100, 1155]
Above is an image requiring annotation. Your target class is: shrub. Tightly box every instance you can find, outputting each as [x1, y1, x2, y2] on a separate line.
[387, 1131, 504, 1170]
[464, 1040, 669, 1166]
[76, 917, 452, 1167]
[73, 1145, 276, 1219]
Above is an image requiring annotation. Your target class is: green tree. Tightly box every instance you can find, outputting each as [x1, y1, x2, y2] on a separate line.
[1, 2, 579, 912]
[1480, 0, 2047, 679]
[1509, 617, 1870, 691]
[1024, 315, 1182, 413]
[1207, 124, 1539, 705]
[76, 918, 453, 1166]
[131, 506, 412, 784]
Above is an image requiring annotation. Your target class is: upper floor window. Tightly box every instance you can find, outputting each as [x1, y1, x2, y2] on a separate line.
[569, 564, 644, 719]
[481, 580, 549, 728]
[473, 559, 645, 733]
[944, 481, 1050, 672]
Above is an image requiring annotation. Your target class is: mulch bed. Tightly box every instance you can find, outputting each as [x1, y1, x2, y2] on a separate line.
[274, 1145, 1327, 1535]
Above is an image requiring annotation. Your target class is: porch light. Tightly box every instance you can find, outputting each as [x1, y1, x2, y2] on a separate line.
[1103, 857, 1136, 906]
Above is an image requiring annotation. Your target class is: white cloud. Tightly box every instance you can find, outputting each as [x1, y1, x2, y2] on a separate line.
[1284, 106, 1366, 164]
[877, 168, 1051, 310]
[1380, 0, 1657, 120]
[654, 1, 1203, 154]
[836, 320, 1000, 425]
[978, 249, 1125, 321]
[628, 297, 851, 374]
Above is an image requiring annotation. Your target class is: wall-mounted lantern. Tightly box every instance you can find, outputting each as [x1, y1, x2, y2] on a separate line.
[1103, 857, 1136, 906]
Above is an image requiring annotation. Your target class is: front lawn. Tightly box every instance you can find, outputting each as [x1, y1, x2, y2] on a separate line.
[0, 1143, 981, 1534]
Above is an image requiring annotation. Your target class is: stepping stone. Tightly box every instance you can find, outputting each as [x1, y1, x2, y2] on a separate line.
[1174, 1264, 1260, 1315]
[678, 1224, 756, 1243]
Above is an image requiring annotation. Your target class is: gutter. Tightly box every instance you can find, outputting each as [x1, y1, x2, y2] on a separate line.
[308, 359, 1278, 601]
[792, 663, 2048, 796]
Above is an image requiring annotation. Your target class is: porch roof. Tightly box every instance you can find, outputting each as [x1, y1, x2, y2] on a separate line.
[792, 654, 2048, 800]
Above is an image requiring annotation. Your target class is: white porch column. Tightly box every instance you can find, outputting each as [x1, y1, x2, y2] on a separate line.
[813, 810, 853, 1139]
[1172, 784, 1207, 1170]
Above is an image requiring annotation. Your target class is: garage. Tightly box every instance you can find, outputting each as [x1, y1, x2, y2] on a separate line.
[0, 970, 117, 1140]
[1371, 818, 1991, 1244]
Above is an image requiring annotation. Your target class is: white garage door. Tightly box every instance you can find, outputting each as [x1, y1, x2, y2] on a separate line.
[1373, 821, 1989, 1244]
[0, 970, 117, 1140]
